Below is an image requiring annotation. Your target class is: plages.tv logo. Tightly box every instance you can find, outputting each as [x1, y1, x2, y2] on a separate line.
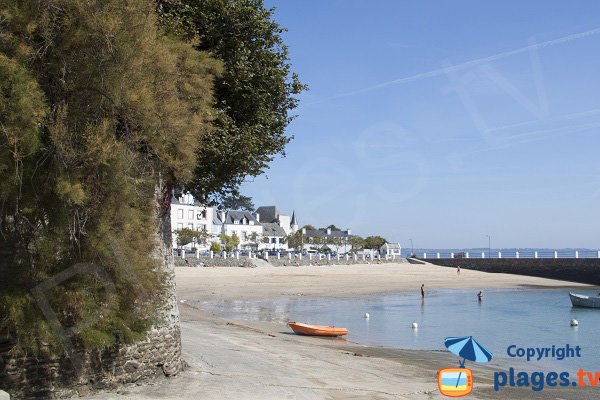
[438, 336, 493, 397]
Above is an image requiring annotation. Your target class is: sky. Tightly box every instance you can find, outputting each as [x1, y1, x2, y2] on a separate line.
[242, 0, 600, 249]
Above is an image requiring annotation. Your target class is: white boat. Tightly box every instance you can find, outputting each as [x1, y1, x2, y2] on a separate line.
[569, 292, 600, 308]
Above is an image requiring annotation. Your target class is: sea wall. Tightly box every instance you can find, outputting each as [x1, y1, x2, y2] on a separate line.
[422, 258, 600, 285]
[0, 271, 182, 399]
[1, 203, 184, 399]
[174, 256, 405, 268]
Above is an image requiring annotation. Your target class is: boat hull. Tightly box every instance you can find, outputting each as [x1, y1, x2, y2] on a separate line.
[569, 292, 600, 308]
[288, 322, 348, 337]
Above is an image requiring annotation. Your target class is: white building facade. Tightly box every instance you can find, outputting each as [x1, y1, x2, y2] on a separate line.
[170, 193, 213, 250]
[212, 210, 263, 250]
[380, 243, 402, 257]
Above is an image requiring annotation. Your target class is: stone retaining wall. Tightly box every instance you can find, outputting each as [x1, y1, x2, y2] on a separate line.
[422, 258, 600, 285]
[0, 270, 182, 399]
[174, 256, 406, 268]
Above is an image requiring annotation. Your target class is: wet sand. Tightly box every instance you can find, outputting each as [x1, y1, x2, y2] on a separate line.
[85, 263, 595, 399]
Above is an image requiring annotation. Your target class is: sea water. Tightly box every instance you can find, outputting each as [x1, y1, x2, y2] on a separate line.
[192, 288, 600, 371]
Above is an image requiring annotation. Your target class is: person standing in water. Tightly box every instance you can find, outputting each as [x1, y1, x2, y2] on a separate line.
[421, 284, 425, 298]
[478, 290, 483, 301]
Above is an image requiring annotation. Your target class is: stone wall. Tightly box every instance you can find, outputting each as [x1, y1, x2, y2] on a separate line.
[1, 195, 183, 399]
[0, 271, 182, 399]
[422, 258, 600, 285]
[174, 256, 405, 268]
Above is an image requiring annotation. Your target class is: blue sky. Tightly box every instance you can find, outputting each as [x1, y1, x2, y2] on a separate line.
[242, 1, 600, 248]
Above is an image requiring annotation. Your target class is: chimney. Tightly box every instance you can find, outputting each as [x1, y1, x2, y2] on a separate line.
[346, 229, 351, 235]
[326, 228, 332, 235]
[302, 228, 306, 235]
[220, 210, 226, 223]
[255, 212, 260, 222]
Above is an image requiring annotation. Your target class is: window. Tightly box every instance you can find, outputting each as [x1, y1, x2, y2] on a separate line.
[177, 223, 183, 230]
[188, 210, 194, 220]
[177, 209, 183, 219]
[234, 220, 239, 224]
[242, 232, 247, 241]
[271, 237, 276, 244]
[197, 224, 206, 231]
[197, 210, 207, 219]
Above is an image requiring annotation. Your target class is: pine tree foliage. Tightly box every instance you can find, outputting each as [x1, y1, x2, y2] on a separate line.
[0, 0, 220, 354]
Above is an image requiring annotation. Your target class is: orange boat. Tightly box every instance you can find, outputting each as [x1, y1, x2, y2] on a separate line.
[287, 321, 348, 337]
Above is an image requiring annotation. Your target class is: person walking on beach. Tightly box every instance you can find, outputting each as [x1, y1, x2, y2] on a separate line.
[421, 284, 425, 298]
[457, 265, 461, 275]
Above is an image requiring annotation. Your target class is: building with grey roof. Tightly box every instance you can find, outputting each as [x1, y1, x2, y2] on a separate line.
[212, 209, 263, 250]
[255, 205, 298, 236]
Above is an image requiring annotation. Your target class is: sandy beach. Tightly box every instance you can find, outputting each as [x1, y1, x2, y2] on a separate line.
[175, 261, 590, 301]
[86, 262, 596, 399]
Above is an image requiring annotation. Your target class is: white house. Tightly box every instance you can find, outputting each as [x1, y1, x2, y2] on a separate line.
[260, 223, 288, 251]
[212, 210, 263, 250]
[380, 242, 402, 257]
[170, 193, 213, 250]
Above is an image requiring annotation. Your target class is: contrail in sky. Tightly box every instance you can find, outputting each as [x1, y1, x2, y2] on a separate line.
[309, 26, 600, 103]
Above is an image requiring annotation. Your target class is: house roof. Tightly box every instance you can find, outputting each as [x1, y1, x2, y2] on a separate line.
[382, 243, 401, 249]
[214, 210, 259, 225]
[303, 229, 351, 239]
[262, 223, 287, 237]
[255, 206, 280, 223]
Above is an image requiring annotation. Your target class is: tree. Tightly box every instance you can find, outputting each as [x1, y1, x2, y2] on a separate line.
[195, 228, 211, 247]
[219, 194, 255, 211]
[302, 224, 317, 231]
[219, 233, 240, 251]
[0, 0, 219, 356]
[210, 242, 222, 253]
[320, 225, 342, 231]
[364, 236, 387, 250]
[157, 0, 307, 203]
[174, 228, 197, 248]
[350, 236, 366, 251]
[174, 228, 209, 248]
[248, 232, 261, 250]
[286, 231, 303, 251]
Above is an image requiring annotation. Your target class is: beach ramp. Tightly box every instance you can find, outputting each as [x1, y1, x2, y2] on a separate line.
[249, 258, 272, 268]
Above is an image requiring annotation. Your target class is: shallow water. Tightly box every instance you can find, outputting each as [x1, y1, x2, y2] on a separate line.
[191, 288, 600, 371]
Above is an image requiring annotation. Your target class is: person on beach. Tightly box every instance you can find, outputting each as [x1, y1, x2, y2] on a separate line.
[421, 284, 425, 298]
[477, 290, 483, 301]
[457, 265, 461, 275]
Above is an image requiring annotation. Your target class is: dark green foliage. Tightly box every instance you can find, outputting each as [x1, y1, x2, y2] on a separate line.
[364, 236, 387, 250]
[320, 225, 342, 231]
[219, 194, 254, 211]
[0, 0, 219, 355]
[157, 0, 307, 203]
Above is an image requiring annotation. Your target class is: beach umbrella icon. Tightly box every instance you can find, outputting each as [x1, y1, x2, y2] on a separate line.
[444, 336, 493, 367]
